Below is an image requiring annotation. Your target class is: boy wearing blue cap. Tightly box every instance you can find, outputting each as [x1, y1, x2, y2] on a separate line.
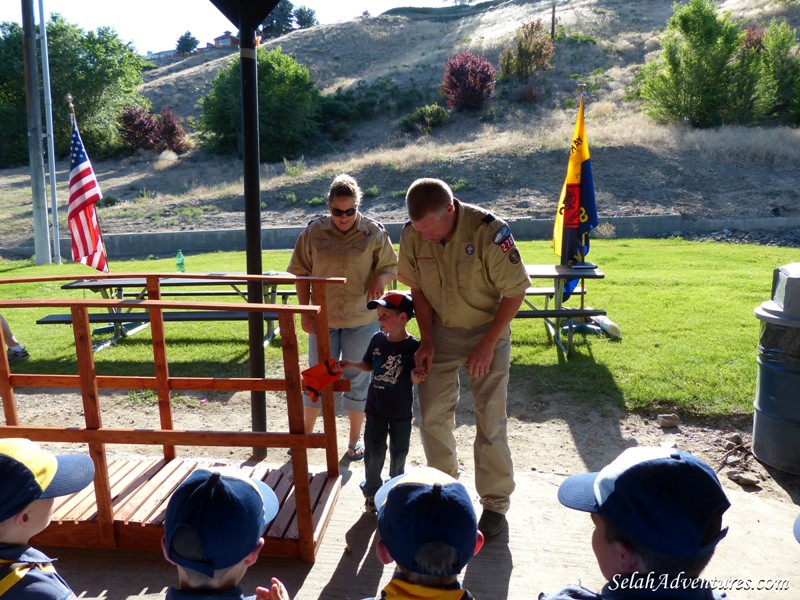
[370, 466, 484, 599]
[0, 438, 95, 599]
[337, 291, 427, 513]
[539, 446, 731, 600]
[162, 469, 290, 600]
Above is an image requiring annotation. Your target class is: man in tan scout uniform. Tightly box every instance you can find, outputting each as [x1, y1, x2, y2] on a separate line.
[397, 178, 530, 538]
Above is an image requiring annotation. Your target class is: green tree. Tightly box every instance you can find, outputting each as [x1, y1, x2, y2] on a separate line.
[499, 19, 554, 81]
[176, 30, 199, 53]
[260, 1, 294, 39]
[294, 6, 318, 30]
[0, 14, 146, 166]
[635, 0, 768, 127]
[197, 46, 320, 162]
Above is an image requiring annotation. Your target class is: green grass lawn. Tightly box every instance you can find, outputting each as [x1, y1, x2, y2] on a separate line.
[0, 239, 795, 418]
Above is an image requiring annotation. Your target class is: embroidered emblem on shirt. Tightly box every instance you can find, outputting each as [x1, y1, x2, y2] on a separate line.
[509, 249, 521, 264]
[500, 233, 515, 253]
[364, 230, 372, 237]
[465, 244, 475, 255]
[493, 225, 511, 245]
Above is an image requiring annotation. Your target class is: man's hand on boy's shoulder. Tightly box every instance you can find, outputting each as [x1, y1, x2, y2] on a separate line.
[255, 578, 291, 600]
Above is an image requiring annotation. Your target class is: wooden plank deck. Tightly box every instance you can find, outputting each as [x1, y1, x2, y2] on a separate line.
[32, 457, 341, 560]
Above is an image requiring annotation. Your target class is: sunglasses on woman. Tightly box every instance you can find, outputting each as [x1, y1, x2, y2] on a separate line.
[330, 207, 357, 217]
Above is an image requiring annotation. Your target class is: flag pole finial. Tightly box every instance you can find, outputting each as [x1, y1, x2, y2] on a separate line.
[66, 93, 75, 116]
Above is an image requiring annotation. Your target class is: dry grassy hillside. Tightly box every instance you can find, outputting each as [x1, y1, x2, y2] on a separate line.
[1, 0, 799, 249]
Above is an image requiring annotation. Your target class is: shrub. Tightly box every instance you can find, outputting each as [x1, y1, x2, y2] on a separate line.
[119, 106, 160, 150]
[157, 108, 189, 153]
[197, 46, 320, 162]
[442, 52, 495, 111]
[499, 20, 555, 82]
[400, 103, 449, 134]
[118, 106, 189, 154]
[634, 0, 769, 127]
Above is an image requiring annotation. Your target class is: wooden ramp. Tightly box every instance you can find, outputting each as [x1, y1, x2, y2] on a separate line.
[0, 273, 347, 562]
[32, 458, 341, 559]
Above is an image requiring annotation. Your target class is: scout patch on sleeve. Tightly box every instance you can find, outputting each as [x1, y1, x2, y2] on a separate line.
[493, 224, 515, 253]
[509, 249, 521, 264]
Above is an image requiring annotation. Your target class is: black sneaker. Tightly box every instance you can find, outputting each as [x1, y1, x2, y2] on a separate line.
[478, 509, 507, 538]
[7, 347, 29, 362]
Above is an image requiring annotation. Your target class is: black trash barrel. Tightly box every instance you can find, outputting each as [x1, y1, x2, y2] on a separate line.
[752, 263, 800, 474]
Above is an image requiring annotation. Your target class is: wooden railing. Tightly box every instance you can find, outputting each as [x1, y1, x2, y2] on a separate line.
[0, 273, 346, 561]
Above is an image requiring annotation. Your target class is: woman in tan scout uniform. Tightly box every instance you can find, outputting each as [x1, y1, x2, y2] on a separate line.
[288, 174, 398, 460]
[397, 177, 530, 538]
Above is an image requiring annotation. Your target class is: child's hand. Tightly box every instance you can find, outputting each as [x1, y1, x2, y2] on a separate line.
[411, 367, 427, 384]
[335, 360, 351, 372]
[256, 578, 291, 600]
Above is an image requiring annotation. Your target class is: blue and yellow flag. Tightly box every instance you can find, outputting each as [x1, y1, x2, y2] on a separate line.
[553, 92, 598, 300]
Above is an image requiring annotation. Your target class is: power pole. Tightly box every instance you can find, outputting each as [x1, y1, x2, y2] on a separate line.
[21, 0, 51, 265]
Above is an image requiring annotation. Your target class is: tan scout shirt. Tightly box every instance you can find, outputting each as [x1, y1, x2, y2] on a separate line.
[288, 213, 398, 329]
[398, 200, 531, 329]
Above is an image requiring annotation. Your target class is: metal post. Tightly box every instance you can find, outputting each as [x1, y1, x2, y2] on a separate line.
[38, 0, 61, 263]
[21, 0, 51, 265]
[239, 25, 267, 458]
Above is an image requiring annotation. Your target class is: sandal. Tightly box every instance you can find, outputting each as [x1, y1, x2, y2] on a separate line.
[347, 441, 365, 461]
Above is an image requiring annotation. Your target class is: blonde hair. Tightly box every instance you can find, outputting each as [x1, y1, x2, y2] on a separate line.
[405, 178, 453, 221]
[328, 173, 362, 206]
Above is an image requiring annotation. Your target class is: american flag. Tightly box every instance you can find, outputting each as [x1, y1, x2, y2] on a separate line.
[68, 118, 108, 272]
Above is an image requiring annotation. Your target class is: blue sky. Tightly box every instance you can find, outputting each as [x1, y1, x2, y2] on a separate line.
[0, 1, 446, 54]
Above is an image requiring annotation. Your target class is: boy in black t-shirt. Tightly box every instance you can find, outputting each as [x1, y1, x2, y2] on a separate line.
[337, 291, 426, 512]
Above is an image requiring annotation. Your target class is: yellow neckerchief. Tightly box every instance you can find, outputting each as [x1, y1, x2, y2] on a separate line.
[0, 558, 56, 595]
[380, 577, 473, 600]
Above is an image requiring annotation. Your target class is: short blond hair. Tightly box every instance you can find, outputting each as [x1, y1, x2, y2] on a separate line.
[405, 178, 453, 221]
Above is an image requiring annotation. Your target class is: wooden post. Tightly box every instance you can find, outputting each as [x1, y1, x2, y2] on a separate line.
[551, 0, 556, 40]
[146, 275, 175, 460]
[71, 306, 115, 548]
[0, 325, 18, 426]
[311, 283, 339, 476]
[279, 311, 314, 561]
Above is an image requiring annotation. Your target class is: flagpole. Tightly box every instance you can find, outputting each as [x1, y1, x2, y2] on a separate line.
[577, 82, 587, 264]
[39, 0, 61, 263]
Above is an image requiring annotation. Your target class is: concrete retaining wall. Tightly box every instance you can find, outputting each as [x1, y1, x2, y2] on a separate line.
[4, 214, 799, 260]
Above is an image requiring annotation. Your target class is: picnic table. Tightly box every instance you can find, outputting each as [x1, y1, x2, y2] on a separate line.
[37, 272, 299, 352]
[517, 264, 606, 358]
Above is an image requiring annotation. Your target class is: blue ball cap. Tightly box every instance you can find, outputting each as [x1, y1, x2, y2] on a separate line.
[794, 513, 800, 544]
[375, 467, 477, 576]
[0, 438, 94, 521]
[165, 470, 280, 577]
[557, 447, 730, 561]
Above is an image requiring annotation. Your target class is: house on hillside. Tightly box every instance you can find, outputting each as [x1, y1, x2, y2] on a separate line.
[214, 31, 239, 48]
[147, 49, 177, 59]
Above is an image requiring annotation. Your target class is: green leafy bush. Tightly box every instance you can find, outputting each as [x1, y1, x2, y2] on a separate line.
[400, 103, 449, 134]
[442, 52, 495, 111]
[499, 20, 554, 81]
[633, 0, 777, 127]
[0, 16, 146, 166]
[197, 46, 320, 162]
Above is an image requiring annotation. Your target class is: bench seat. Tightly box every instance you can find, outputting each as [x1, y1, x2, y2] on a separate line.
[515, 307, 606, 319]
[37, 310, 279, 326]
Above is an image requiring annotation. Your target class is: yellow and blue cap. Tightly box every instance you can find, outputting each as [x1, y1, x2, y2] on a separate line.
[0, 438, 95, 521]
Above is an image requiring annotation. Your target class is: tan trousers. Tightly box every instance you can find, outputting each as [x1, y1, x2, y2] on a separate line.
[418, 321, 515, 514]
